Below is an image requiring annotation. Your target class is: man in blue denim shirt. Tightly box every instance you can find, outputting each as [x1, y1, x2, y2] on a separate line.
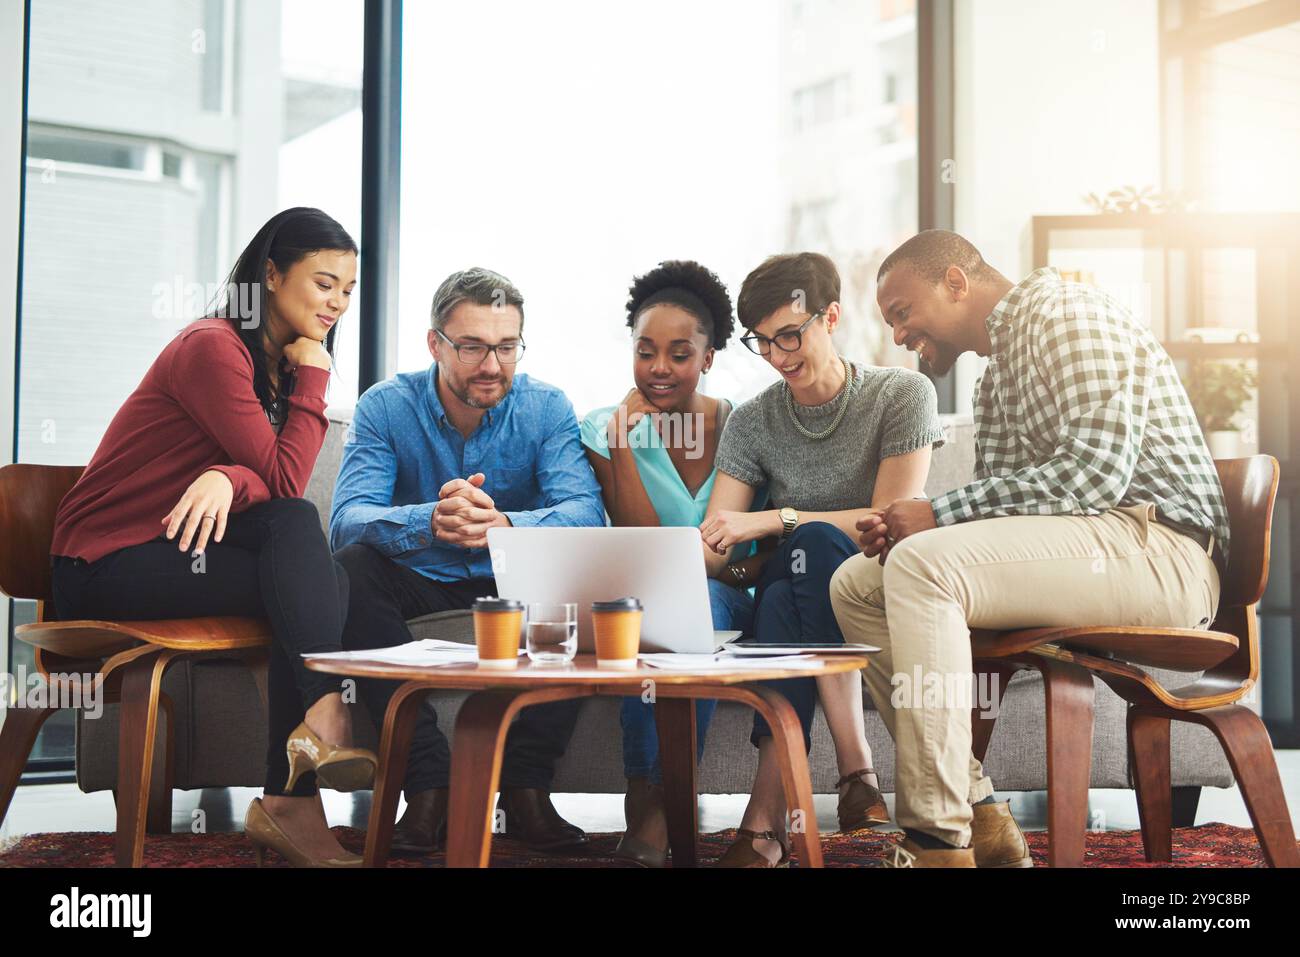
[330, 267, 604, 854]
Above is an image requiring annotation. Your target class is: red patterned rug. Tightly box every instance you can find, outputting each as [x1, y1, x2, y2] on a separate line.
[0, 823, 1278, 867]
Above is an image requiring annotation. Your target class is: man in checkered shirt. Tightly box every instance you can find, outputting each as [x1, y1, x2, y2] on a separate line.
[831, 229, 1229, 869]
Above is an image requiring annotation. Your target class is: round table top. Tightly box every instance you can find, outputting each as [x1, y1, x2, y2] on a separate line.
[304, 652, 871, 689]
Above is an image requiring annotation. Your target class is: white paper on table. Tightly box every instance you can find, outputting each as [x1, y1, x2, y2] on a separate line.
[637, 653, 825, 672]
[304, 639, 523, 666]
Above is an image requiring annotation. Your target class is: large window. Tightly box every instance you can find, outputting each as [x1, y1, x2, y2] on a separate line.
[10, 0, 930, 774]
[396, 0, 921, 416]
[1162, 0, 1300, 211]
[13, 0, 363, 773]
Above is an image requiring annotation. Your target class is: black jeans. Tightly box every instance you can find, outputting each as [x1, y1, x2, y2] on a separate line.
[749, 521, 860, 751]
[51, 497, 348, 797]
[335, 543, 582, 796]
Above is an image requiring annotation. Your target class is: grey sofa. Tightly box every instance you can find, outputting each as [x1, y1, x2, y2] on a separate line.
[76, 412, 1233, 804]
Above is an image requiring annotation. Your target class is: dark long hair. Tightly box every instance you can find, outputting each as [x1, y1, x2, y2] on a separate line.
[210, 207, 358, 419]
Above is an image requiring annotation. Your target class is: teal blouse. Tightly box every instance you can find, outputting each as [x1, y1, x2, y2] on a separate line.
[581, 398, 769, 586]
[579, 402, 731, 527]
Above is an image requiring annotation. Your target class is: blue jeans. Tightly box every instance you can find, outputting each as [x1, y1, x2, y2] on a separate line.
[621, 578, 754, 783]
[749, 522, 859, 751]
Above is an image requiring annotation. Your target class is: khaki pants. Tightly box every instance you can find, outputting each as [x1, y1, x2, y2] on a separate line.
[828, 505, 1220, 847]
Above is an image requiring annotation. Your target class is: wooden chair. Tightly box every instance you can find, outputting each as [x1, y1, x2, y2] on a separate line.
[0, 464, 271, 866]
[971, 455, 1298, 867]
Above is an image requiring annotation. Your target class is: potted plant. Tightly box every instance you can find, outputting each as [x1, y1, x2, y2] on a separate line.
[1184, 360, 1258, 459]
[1082, 184, 1195, 214]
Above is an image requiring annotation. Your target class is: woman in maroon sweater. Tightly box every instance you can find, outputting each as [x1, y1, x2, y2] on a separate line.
[51, 207, 373, 867]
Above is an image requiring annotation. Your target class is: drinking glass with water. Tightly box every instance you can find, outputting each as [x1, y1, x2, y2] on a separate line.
[525, 602, 578, 664]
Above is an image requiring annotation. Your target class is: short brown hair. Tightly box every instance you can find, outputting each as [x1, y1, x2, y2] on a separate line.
[736, 252, 840, 329]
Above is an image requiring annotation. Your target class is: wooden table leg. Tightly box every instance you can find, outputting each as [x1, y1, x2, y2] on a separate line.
[445, 686, 593, 868]
[706, 683, 823, 868]
[654, 695, 698, 868]
[364, 680, 430, 867]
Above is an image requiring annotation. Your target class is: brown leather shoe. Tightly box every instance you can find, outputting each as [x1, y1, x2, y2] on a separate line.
[496, 788, 588, 853]
[836, 767, 890, 831]
[390, 787, 448, 856]
[971, 800, 1033, 868]
[881, 836, 976, 868]
[713, 828, 790, 868]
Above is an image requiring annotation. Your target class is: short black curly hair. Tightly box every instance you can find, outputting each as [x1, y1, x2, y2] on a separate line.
[625, 260, 736, 350]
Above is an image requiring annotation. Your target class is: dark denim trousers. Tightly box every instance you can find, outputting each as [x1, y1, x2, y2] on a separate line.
[620, 577, 755, 783]
[51, 497, 348, 797]
[748, 521, 860, 751]
[334, 542, 582, 797]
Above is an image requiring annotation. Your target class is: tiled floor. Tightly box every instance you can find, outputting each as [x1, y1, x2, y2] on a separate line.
[4, 750, 1299, 846]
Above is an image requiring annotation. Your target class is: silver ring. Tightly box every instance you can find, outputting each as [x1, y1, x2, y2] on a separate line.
[201, 514, 217, 522]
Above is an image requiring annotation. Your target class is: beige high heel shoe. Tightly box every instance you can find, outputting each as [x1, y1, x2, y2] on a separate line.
[284, 720, 378, 792]
[244, 798, 362, 868]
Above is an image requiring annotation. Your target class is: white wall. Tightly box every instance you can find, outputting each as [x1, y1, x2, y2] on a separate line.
[951, 0, 1162, 410]
[1, 1, 26, 681]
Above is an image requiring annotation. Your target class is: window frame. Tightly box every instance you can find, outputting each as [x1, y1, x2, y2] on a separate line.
[918, 0, 956, 412]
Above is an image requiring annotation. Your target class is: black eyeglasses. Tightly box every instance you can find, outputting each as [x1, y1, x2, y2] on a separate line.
[739, 309, 826, 357]
[435, 328, 526, 365]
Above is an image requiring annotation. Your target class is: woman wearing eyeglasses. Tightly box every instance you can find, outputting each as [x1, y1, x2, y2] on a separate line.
[698, 252, 945, 867]
[580, 260, 756, 868]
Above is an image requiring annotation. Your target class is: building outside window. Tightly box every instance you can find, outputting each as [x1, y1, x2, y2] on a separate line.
[12, 0, 362, 772]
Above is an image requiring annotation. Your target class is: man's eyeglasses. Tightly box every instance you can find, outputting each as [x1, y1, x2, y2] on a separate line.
[739, 309, 827, 357]
[435, 328, 526, 365]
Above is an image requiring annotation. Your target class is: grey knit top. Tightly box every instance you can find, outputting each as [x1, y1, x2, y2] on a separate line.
[714, 360, 945, 512]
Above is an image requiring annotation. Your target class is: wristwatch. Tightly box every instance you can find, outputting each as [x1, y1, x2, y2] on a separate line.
[779, 506, 800, 541]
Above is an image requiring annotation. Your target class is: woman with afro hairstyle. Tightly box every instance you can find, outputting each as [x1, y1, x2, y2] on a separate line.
[580, 260, 758, 867]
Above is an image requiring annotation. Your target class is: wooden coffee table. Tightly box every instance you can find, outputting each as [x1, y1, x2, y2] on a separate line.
[305, 652, 870, 868]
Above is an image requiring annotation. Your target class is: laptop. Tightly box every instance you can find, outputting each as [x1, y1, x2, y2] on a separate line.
[486, 526, 743, 654]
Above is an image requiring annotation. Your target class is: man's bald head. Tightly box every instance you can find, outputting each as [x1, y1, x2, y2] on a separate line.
[878, 229, 999, 286]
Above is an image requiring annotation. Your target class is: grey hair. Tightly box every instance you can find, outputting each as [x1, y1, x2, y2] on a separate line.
[430, 267, 525, 330]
